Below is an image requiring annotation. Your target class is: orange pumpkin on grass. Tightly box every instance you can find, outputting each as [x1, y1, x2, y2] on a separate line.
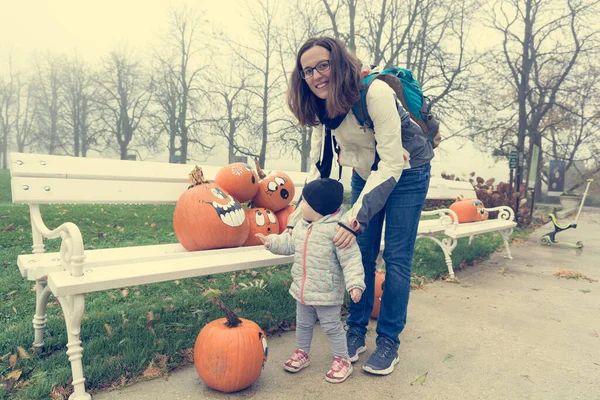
[194, 300, 268, 393]
[173, 166, 248, 251]
[214, 162, 259, 203]
[449, 196, 489, 223]
[275, 204, 295, 233]
[243, 208, 279, 246]
[251, 158, 295, 212]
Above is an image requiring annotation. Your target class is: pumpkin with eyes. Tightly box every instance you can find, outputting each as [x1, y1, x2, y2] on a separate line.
[173, 166, 249, 251]
[243, 208, 280, 246]
[449, 196, 489, 223]
[251, 159, 295, 212]
[214, 163, 259, 203]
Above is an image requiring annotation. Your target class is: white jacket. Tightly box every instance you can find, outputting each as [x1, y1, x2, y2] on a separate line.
[288, 79, 433, 234]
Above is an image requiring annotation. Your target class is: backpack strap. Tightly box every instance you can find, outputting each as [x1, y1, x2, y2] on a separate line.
[351, 72, 380, 130]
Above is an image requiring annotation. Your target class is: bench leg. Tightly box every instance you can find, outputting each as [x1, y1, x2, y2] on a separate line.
[32, 278, 53, 348]
[500, 229, 514, 259]
[57, 294, 91, 400]
[417, 235, 458, 281]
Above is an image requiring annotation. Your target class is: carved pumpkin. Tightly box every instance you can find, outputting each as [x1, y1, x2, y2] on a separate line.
[173, 166, 249, 251]
[194, 301, 268, 393]
[243, 208, 279, 246]
[371, 271, 385, 319]
[214, 163, 259, 203]
[449, 196, 489, 223]
[251, 159, 295, 212]
[275, 205, 296, 233]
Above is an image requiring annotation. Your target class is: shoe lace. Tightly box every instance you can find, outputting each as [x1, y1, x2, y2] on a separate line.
[292, 350, 306, 362]
[374, 338, 396, 358]
[347, 329, 363, 347]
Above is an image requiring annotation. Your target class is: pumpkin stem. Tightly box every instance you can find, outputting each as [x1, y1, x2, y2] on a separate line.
[254, 158, 266, 179]
[188, 165, 208, 188]
[216, 300, 242, 328]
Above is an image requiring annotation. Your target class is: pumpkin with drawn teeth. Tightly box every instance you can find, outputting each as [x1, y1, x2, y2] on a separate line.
[173, 166, 249, 251]
[251, 159, 295, 212]
[449, 196, 489, 223]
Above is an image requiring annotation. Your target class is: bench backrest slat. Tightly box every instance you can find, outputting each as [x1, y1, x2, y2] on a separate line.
[10, 152, 477, 204]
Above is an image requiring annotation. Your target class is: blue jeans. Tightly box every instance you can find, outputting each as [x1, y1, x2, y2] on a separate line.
[346, 163, 431, 345]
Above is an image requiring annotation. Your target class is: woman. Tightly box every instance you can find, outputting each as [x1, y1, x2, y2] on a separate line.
[285, 37, 434, 376]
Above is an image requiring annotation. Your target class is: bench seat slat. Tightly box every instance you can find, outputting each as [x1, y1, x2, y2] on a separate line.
[47, 247, 294, 296]
[17, 244, 263, 280]
[445, 220, 516, 239]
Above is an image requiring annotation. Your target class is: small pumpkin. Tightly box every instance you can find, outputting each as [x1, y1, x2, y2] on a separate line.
[173, 166, 249, 251]
[243, 208, 279, 246]
[449, 196, 489, 223]
[194, 300, 268, 393]
[371, 271, 385, 319]
[275, 205, 296, 233]
[251, 158, 295, 212]
[214, 163, 259, 203]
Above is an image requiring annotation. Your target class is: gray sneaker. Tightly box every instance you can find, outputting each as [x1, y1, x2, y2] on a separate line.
[346, 328, 367, 363]
[362, 337, 399, 375]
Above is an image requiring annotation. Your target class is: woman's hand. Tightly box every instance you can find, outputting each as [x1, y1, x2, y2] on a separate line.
[350, 288, 363, 303]
[334, 219, 360, 249]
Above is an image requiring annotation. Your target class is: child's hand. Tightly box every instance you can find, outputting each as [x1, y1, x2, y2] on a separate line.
[255, 233, 269, 247]
[350, 288, 362, 303]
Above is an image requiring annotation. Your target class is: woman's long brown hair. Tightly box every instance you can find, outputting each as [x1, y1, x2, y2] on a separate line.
[287, 37, 362, 127]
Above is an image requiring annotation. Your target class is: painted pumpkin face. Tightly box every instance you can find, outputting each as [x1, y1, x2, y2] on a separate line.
[214, 163, 259, 204]
[243, 208, 279, 246]
[449, 197, 488, 223]
[173, 166, 249, 251]
[251, 159, 295, 212]
[275, 205, 295, 233]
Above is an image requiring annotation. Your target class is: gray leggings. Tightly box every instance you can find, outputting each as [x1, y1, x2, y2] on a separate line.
[296, 302, 348, 359]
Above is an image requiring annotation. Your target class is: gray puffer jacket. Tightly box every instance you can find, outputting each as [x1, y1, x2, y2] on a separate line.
[266, 207, 365, 306]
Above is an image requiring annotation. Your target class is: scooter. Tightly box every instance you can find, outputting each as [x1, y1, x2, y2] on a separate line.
[540, 179, 593, 248]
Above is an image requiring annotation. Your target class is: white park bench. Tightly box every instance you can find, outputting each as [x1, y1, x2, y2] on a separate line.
[9, 152, 516, 399]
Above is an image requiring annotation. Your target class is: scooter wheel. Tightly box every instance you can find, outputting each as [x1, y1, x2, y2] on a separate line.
[541, 236, 551, 245]
[576, 241, 583, 248]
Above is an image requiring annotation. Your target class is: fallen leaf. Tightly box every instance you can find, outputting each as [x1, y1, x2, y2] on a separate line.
[151, 223, 157, 229]
[146, 311, 155, 322]
[104, 323, 113, 336]
[143, 364, 162, 378]
[7, 368, 22, 380]
[174, 280, 180, 285]
[443, 354, 454, 362]
[121, 288, 129, 297]
[411, 372, 428, 386]
[6, 290, 17, 297]
[202, 288, 222, 297]
[12, 306, 17, 313]
[9, 354, 17, 367]
[497, 267, 506, 274]
[4, 224, 16, 232]
[16, 346, 30, 360]
[116, 226, 125, 233]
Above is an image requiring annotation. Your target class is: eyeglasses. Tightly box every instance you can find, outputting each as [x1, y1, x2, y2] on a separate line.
[300, 60, 331, 80]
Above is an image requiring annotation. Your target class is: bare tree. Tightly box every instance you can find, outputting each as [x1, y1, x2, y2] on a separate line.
[474, 0, 600, 200]
[13, 74, 38, 153]
[96, 49, 155, 160]
[32, 51, 66, 155]
[62, 54, 102, 157]
[225, 0, 287, 168]
[0, 63, 17, 168]
[152, 4, 213, 164]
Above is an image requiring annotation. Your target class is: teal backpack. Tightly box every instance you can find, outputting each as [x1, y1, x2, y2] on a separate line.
[351, 67, 441, 148]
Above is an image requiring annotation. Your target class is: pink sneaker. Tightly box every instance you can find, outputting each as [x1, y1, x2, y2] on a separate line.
[325, 356, 353, 383]
[284, 349, 310, 372]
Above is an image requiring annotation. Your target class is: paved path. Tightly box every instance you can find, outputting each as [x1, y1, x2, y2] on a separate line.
[95, 211, 600, 400]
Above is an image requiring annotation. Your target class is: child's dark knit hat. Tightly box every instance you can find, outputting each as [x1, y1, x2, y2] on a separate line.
[302, 178, 344, 216]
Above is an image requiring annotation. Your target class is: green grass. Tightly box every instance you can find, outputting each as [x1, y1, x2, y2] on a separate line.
[0, 172, 525, 399]
[0, 169, 10, 203]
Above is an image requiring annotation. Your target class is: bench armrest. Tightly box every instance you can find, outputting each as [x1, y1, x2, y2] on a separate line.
[484, 206, 515, 221]
[421, 208, 459, 227]
[29, 204, 86, 277]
